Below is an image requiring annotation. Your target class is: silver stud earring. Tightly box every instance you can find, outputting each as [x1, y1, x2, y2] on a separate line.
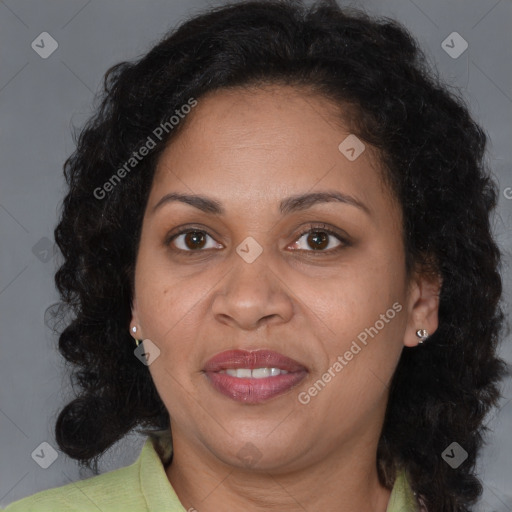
[131, 326, 140, 347]
[416, 329, 429, 344]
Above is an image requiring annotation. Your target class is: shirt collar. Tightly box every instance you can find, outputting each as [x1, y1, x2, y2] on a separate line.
[139, 435, 186, 511]
[385, 467, 421, 512]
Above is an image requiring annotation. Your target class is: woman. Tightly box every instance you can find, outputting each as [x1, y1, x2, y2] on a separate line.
[3, 0, 507, 511]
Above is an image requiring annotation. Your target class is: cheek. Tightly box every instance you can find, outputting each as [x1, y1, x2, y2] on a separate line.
[135, 265, 214, 369]
[305, 256, 405, 338]
[135, 245, 191, 334]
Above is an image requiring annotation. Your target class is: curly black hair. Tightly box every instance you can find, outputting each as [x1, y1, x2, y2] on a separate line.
[48, 1, 508, 510]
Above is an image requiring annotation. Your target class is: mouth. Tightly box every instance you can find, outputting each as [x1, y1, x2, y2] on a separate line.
[203, 349, 308, 404]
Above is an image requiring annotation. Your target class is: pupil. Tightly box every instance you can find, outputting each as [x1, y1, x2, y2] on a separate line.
[309, 231, 328, 250]
[186, 231, 206, 250]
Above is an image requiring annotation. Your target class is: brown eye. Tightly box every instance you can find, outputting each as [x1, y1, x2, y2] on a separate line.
[183, 231, 207, 250]
[168, 229, 222, 253]
[291, 224, 348, 253]
[305, 231, 329, 250]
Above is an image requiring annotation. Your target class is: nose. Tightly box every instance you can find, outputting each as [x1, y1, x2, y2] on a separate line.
[211, 249, 294, 331]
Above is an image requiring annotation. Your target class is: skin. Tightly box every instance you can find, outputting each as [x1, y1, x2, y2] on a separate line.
[130, 84, 441, 512]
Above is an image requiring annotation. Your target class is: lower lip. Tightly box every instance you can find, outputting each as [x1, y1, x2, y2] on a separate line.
[205, 371, 308, 404]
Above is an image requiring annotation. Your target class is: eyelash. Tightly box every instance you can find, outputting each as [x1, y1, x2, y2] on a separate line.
[165, 223, 350, 256]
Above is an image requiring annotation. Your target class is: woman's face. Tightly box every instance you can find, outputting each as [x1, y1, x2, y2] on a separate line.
[131, 85, 439, 472]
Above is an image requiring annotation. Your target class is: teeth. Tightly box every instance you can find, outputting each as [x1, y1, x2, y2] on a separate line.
[252, 368, 270, 378]
[221, 368, 289, 378]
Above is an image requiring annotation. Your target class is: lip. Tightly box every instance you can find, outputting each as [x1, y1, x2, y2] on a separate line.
[203, 349, 307, 373]
[203, 349, 308, 404]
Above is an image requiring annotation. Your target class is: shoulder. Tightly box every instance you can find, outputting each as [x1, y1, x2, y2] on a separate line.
[2, 441, 150, 512]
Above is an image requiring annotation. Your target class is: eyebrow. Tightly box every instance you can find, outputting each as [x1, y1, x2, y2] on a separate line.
[152, 190, 370, 216]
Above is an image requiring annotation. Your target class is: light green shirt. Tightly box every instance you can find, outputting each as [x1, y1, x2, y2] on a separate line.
[2, 436, 420, 511]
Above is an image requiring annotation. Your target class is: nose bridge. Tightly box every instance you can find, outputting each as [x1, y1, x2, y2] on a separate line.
[211, 239, 292, 328]
[229, 238, 276, 301]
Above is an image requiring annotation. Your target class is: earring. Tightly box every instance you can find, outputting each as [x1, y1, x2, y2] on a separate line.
[131, 326, 141, 347]
[416, 329, 429, 344]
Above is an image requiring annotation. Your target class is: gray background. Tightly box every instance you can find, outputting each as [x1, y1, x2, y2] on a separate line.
[1, 0, 511, 509]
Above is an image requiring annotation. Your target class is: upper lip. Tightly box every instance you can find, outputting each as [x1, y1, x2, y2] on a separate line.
[203, 349, 307, 373]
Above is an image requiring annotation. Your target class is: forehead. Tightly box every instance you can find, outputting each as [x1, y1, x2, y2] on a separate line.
[149, 84, 397, 221]
[158, 84, 351, 159]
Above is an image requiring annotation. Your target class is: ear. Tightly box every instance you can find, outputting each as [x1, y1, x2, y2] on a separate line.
[404, 269, 442, 347]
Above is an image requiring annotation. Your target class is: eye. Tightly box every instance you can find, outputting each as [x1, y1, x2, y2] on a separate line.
[166, 227, 222, 254]
[290, 223, 349, 254]
[165, 223, 350, 255]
